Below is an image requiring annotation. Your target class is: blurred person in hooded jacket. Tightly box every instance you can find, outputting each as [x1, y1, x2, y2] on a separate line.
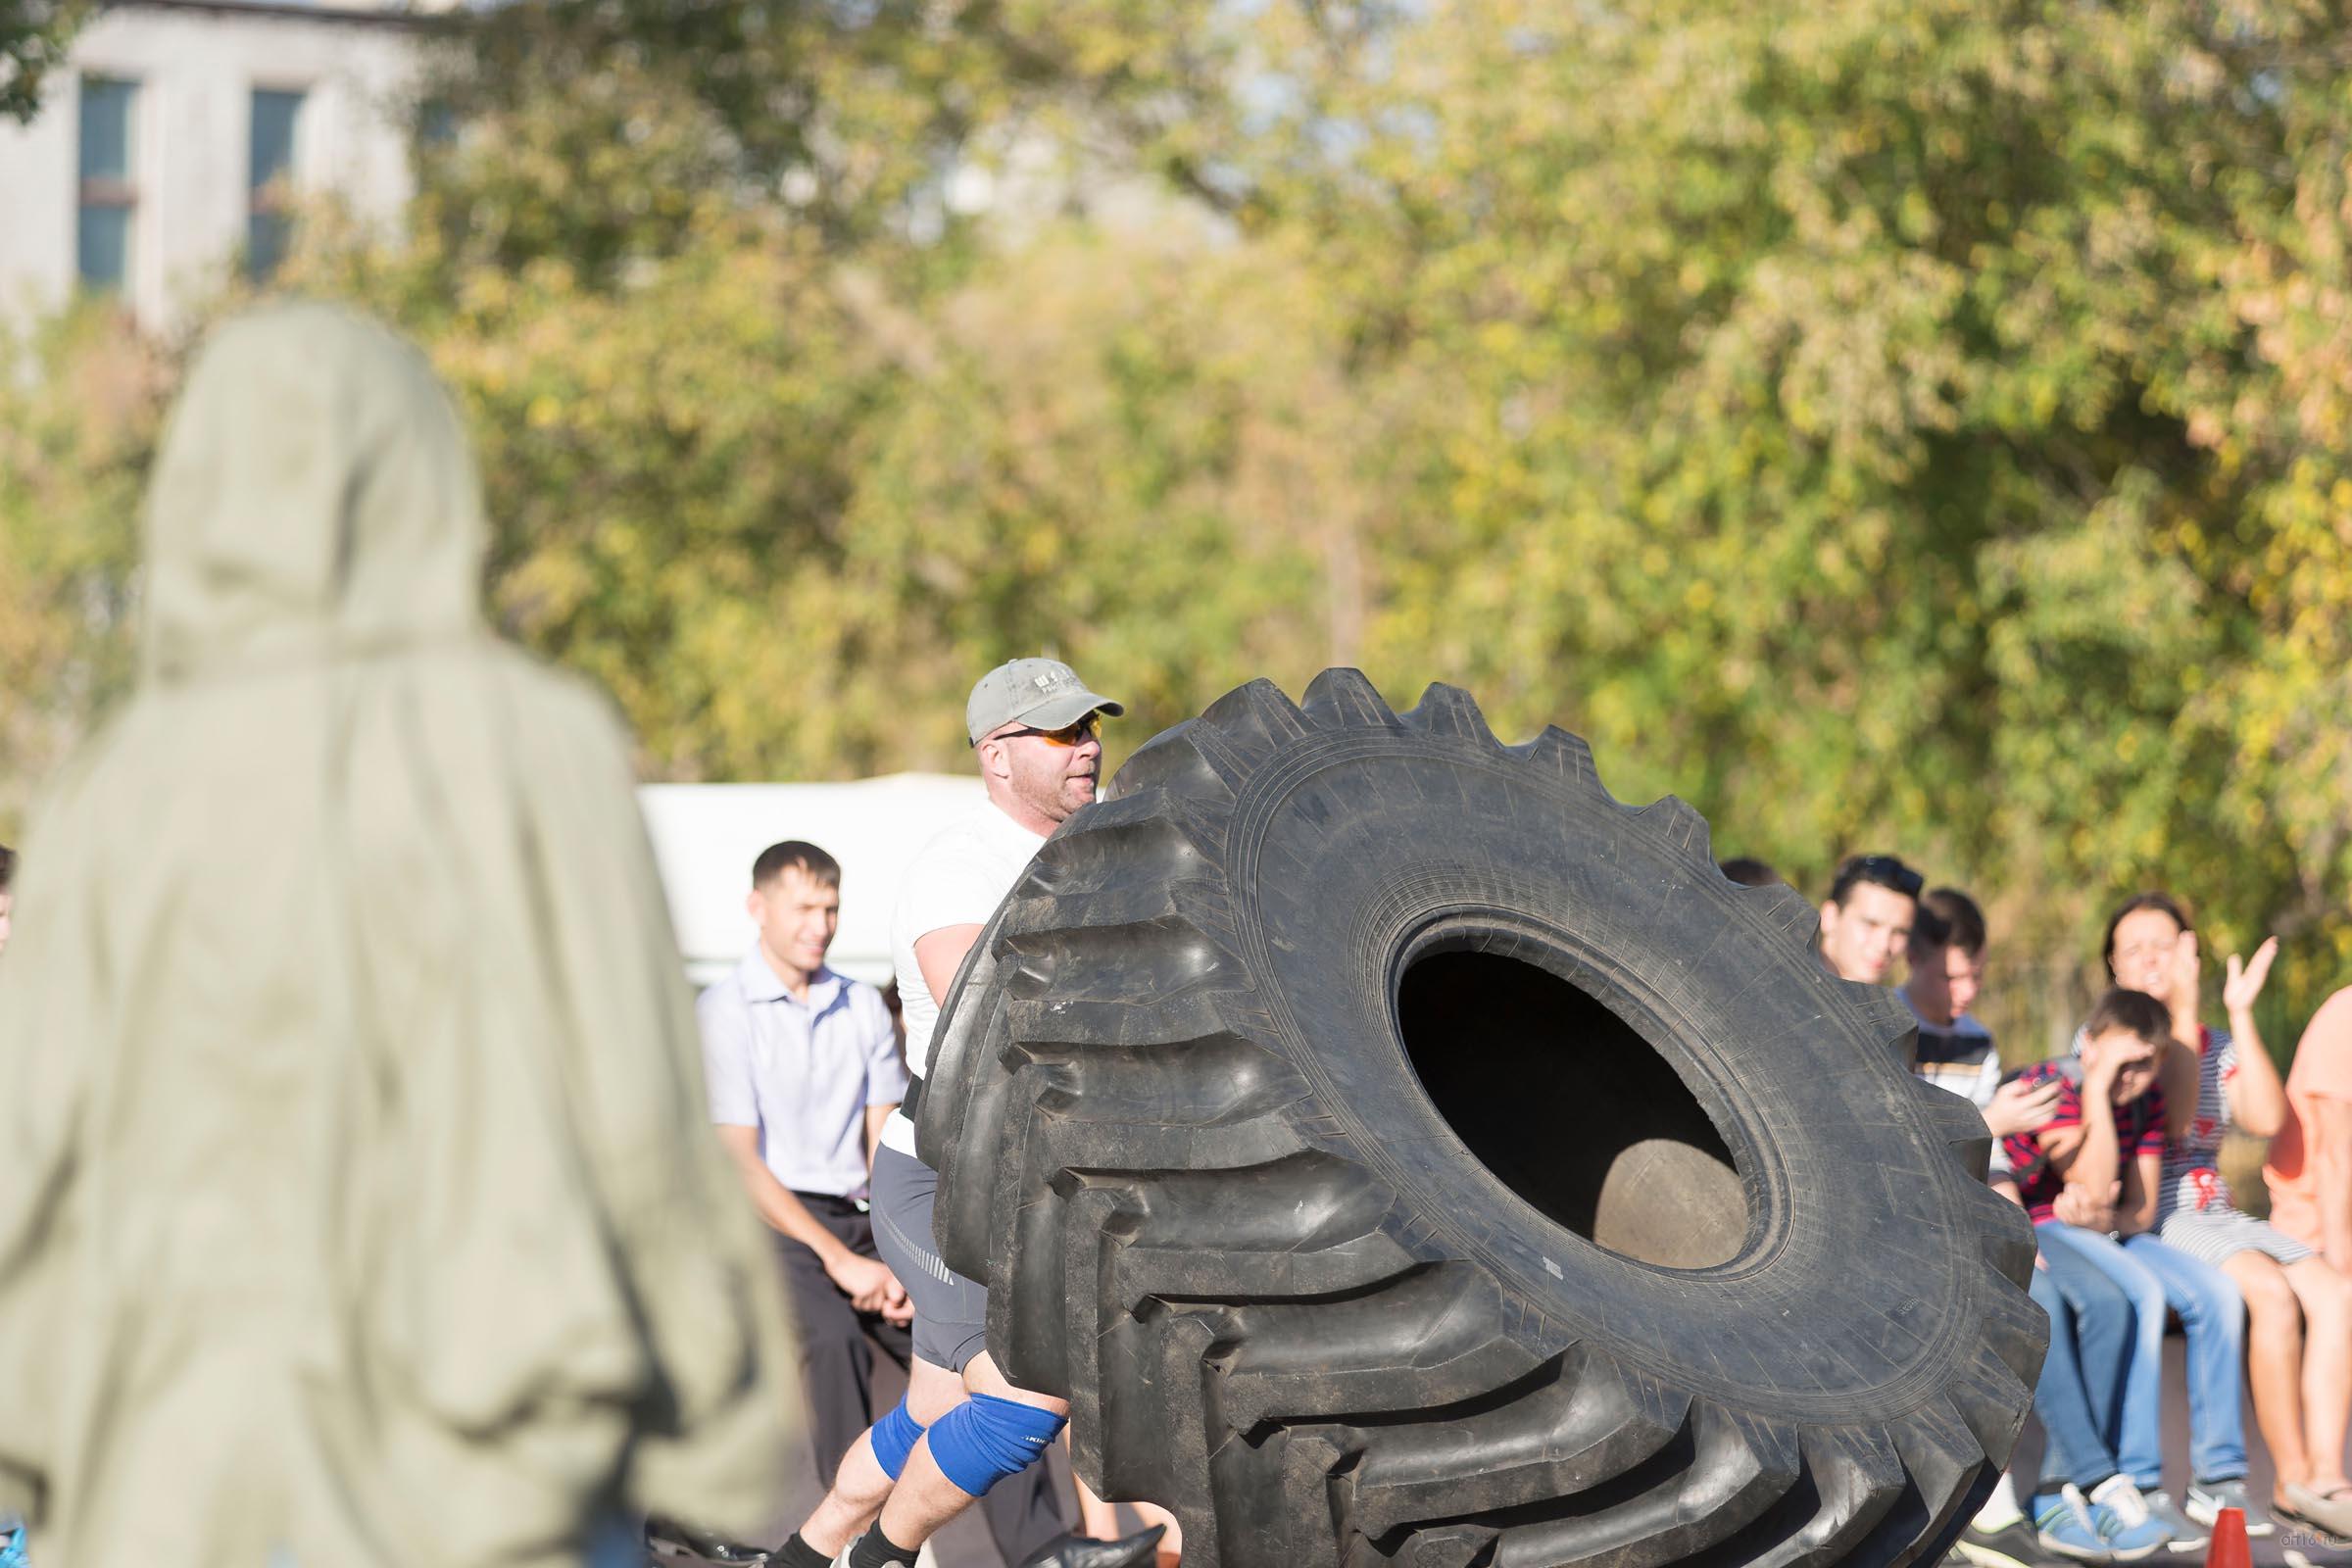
[0, 304, 800, 1566]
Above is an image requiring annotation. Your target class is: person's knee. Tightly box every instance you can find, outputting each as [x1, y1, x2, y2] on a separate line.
[870, 1396, 928, 1482]
[926, 1394, 1069, 1498]
[906, 1359, 966, 1426]
[957, 1348, 1069, 1413]
[2125, 1274, 2170, 1331]
[2300, 1264, 2352, 1327]
[2066, 1262, 2134, 1321]
[2176, 1270, 2248, 1338]
[2240, 1263, 2300, 1323]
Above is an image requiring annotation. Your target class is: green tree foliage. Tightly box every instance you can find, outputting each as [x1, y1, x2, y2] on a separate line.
[0, 304, 155, 825]
[6, 0, 2352, 1044]
[0, 0, 88, 123]
[835, 228, 1355, 760]
[1274, 0, 2352, 1037]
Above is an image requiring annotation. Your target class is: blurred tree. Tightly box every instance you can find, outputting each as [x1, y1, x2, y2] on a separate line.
[426, 0, 1271, 268]
[6, 0, 2352, 1048]
[0, 0, 88, 122]
[1269, 0, 2352, 1034]
[831, 225, 1358, 763]
[0, 304, 158, 826]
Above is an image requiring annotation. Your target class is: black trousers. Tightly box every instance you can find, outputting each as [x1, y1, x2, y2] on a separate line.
[781, 1195, 1070, 1564]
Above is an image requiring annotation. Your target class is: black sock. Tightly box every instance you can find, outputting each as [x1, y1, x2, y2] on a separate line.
[775, 1535, 832, 1568]
[848, 1527, 922, 1568]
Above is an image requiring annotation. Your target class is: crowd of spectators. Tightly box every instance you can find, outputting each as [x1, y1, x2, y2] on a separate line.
[12, 648, 2352, 1568]
[8, 297, 2352, 1568]
[15, 728, 2352, 1568]
[649, 773, 2352, 1568]
[1779, 852, 2352, 1567]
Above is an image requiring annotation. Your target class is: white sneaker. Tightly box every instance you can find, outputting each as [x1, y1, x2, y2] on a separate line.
[2085, 1476, 2174, 1560]
[2187, 1476, 2276, 1537]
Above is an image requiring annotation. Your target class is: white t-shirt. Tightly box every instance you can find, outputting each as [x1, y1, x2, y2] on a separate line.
[880, 802, 1046, 1156]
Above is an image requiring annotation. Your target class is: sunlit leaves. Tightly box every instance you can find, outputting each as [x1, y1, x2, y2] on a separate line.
[5, 0, 2352, 1044]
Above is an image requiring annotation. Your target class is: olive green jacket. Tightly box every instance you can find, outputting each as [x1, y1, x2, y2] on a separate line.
[0, 306, 798, 1564]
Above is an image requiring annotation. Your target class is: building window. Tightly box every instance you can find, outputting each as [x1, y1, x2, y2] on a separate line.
[248, 87, 305, 281]
[76, 76, 138, 291]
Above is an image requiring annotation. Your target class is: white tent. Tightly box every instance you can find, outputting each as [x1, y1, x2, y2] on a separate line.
[637, 773, 986, 990]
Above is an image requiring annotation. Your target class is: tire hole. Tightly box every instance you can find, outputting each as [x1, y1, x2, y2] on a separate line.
[1396, 945, 1746, 1269]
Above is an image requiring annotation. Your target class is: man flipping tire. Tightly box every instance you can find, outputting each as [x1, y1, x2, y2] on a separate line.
[770, 659, 1164, 1568]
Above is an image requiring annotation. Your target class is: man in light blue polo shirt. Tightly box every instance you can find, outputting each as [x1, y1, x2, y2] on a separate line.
[680, 838, 1073, 1568]
[700, 842, 911, 1480]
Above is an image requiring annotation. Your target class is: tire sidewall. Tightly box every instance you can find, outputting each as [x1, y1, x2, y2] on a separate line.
[1226, 727, 1991, 1423]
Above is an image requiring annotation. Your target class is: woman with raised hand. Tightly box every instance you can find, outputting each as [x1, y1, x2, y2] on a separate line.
[2105, 892, 2352, 1540]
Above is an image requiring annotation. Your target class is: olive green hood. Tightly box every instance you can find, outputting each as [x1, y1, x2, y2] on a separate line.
[138, 302, 489, 683]
[0, 305, 799, 1564]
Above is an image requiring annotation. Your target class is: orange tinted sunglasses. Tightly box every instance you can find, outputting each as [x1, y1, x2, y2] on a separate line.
[998, 713, 1102, 747]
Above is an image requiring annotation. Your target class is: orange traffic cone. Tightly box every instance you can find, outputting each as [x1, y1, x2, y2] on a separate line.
[2204, 1506, 2250, 1568]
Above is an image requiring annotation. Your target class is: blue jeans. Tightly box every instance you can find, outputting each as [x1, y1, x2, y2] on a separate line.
[2034, 1221, 2248, 1486]
[2031, 1241, 2137, 1494]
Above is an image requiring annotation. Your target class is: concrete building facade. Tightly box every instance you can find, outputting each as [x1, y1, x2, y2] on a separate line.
[0, 0, 438, 332]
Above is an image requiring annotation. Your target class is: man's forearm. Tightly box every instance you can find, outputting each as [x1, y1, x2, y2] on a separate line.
[2119, 1153, 2159, 1235]
[750, 1174, 846, 1257]
[2067, 1099, 2123, 1195]
[718, 1129, 849, 1261]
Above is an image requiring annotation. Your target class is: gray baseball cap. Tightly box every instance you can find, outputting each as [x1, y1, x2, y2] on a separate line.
[966, 657, 1125, 745]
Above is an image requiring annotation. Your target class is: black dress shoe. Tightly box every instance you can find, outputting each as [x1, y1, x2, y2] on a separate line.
[644, 1515, 774, 1564]
[1017, 1524, 1167, 1568]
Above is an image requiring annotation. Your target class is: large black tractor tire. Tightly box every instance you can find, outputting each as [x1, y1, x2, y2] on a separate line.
[914, 670, 2043, 1568]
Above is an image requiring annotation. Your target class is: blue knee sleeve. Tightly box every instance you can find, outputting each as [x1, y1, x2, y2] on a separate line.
[926, 1393, 1067, 1497]
[871, 1396, 927, 1481]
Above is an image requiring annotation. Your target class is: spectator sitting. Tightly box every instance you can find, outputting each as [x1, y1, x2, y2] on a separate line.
[2106, 893, 2352, 1539]
[2265, 984, 2352, 1272]
[1903, 886, 2076, 1187]
[1901, 887, 2113, 1568]
[1903, 889, 2002, 1107]
[2017, 988, 2249, 1553]
[2008, 1209, 2166, 1565]
[1818, 853, 1922, 985]
[0, 841, 13, 959]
